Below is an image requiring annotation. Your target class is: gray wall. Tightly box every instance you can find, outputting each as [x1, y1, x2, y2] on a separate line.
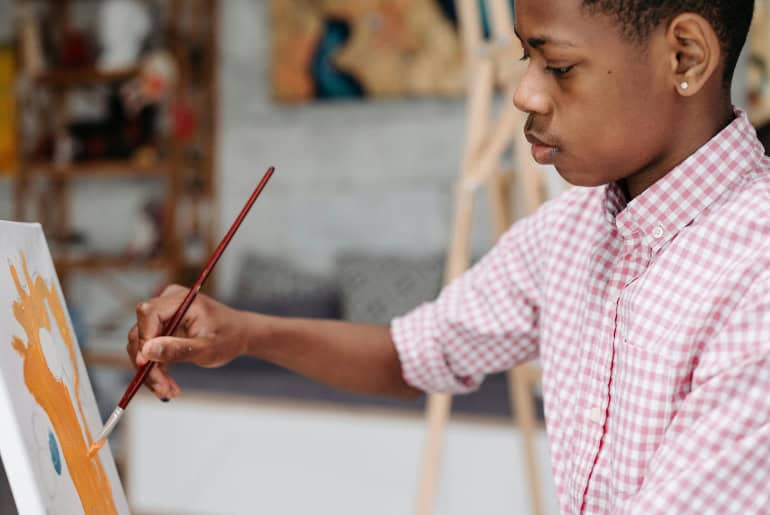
[216, 0, 476, 296]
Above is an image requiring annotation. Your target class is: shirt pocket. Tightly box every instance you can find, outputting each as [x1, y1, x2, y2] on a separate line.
[607, 340, 677, 496]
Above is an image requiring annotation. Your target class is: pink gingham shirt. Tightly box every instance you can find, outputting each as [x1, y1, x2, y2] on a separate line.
[392, 111, 770, 514]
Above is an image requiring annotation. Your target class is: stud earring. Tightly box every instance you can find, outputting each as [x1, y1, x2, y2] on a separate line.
[680, 81, 689, 91]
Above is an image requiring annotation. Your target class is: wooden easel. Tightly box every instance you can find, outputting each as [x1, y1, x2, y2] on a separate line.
[415, 1, 546, 514]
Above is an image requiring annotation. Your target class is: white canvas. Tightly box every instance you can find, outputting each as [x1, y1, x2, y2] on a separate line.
[0, 221, 129, 514]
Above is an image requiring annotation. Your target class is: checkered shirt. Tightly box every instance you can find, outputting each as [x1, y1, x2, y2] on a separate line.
[392, 110, 770, 514]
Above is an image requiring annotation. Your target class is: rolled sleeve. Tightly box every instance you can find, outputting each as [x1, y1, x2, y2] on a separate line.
[390, 206, 549, 394]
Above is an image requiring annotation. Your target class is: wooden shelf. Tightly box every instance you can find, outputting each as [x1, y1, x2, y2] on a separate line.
[33, 67, 140, 87]
[24, 160, 172, 177]
[53, 255, 173, 271]
[14, 0, 219, 308]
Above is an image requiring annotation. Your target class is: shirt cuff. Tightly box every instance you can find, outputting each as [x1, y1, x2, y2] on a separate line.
[390, 304, 482, 395]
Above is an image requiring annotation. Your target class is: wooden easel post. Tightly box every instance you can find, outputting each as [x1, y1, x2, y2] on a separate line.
[414, 1, 546, 514]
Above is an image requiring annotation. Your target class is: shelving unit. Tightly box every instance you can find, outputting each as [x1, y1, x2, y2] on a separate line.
[12, 0, 219, 362]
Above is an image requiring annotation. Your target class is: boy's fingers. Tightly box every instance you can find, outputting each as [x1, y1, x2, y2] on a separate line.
[135, 293, 185, 342]
[141, 336, 205, 365]
[161, 284, 188, 297]
[141, 360, 180, 400]
[127, 325, 139, 360]
[136, 301, 163, 343]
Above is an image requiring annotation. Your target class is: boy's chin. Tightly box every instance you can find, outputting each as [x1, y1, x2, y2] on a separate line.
[554, 164, 611, 189]
[553, 166, 588, 187]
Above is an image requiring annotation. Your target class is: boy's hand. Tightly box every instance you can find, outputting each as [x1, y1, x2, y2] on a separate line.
[126, 284, 248, 400]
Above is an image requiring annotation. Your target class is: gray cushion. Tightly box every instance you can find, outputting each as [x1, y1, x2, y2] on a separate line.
[335, 253, 444, 324]
[231, 253, 340, 319]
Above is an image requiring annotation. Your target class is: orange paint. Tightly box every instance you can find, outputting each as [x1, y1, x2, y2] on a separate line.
[9, 253, 117, 514]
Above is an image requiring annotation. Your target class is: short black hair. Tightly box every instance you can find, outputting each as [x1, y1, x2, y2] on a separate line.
[582, 0, 755, 85]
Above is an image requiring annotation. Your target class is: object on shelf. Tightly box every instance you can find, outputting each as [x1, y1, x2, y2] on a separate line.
[97, 0, 152, 71]
[48, 229, 91, 258]
[53, 131, 75, 166]
[65, 86, 159, 162]
[124, 197, 164, 259]
[121, 50, 178, 115]
[171, 98, 196, 143]
[58, 29, 94, 69]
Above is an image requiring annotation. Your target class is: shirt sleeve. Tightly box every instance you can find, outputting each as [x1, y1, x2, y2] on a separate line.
[626, 268, 770, 514]
[390, 205, 548, 394]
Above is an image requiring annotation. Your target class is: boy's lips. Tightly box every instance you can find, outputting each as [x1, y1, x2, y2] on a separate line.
[525, 132, 559, 165]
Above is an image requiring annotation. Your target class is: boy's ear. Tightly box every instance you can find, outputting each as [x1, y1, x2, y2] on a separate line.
[665, 13, 722, 96]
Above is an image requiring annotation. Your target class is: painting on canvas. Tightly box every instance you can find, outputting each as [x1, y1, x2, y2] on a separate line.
[270, 0, 466, 101]
[0, 221, 129, 514]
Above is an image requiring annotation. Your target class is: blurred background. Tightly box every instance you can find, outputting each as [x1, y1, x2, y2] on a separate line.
[0, 1, 768, 514]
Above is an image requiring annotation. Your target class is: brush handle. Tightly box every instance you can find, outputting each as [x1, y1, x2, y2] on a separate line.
[117, 166, 275, 409]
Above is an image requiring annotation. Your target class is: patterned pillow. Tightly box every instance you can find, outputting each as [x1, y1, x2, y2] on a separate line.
[231, 253, 340, 319]
[335, 253, 444, 324]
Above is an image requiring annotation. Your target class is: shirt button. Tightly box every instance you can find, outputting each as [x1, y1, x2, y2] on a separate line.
[587, 407, 604, 424]
[652, 225, 665, 239]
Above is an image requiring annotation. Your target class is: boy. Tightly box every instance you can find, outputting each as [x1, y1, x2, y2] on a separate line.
[128, 0, 767, 512]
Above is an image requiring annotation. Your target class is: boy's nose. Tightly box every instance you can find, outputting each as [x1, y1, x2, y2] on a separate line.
[513, 73, 550, 116]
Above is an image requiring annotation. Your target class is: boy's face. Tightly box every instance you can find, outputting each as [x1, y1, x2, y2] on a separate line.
[514, 0, 678, 191]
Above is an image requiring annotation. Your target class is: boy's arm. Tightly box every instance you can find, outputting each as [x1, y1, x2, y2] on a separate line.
[249, 315, 421, 399]
[127, 286, 421, 400]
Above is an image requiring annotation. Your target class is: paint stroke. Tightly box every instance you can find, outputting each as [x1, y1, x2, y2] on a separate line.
[10, 253, 117, 514]
[48, 430, 62, 475]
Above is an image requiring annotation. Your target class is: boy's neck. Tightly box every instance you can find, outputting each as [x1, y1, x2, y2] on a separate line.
[620, 96, 735, 201]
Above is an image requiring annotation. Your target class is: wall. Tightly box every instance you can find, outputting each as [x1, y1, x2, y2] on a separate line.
[216, 0, 481, 297]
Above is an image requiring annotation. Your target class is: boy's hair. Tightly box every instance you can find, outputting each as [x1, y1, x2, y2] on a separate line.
[582, 0, 755, 85]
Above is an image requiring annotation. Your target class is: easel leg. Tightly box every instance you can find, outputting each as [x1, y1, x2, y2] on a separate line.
[415, 393, 452, 515]
[509, 366, 545, 515]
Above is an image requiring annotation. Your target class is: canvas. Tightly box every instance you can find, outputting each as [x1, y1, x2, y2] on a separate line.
[0, 221, 129, 514]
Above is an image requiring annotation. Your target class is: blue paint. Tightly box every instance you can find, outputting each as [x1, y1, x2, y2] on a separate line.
[311, 19, 364, 99]
[48, 430, 62, 475]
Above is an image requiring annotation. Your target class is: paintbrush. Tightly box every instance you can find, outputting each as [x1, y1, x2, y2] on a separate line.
[88, 166, 276, 458]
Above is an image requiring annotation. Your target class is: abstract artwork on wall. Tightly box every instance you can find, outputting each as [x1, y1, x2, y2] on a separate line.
[270, 0, 467, 102]
[0, 221, 130, 514]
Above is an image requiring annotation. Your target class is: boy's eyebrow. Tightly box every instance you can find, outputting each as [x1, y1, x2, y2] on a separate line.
[513, 27, 576, 49]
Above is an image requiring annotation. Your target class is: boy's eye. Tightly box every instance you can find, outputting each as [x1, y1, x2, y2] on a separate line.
[518, 52, 574, 78]
[545, 65, 574, 77]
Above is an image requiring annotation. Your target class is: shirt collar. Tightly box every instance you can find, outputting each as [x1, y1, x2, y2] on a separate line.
[603, 109, 766, 249]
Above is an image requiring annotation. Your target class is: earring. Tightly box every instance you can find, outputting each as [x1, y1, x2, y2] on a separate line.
[680, 81, 689, 91]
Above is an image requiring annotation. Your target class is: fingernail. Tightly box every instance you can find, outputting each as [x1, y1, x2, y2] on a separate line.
[147, 341, 163, 358]
[161, 397, 170, 403]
